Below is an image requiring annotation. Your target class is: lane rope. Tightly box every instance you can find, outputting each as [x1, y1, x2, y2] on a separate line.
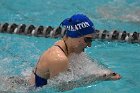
[0, 23, 140, 43]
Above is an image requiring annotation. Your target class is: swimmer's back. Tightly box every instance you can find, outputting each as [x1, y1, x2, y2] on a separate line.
[33, 40, 69, 79]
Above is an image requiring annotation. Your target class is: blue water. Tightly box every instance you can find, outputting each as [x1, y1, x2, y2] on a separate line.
[0, 0, 140, 93]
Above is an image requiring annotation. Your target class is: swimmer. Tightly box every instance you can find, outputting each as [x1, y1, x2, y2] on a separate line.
[29, 14, 121, 88]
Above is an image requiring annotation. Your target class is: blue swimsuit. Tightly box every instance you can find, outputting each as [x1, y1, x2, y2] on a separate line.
[33, 44, 67, 87]
[33, 71, 48, 87]
[33, 58, 49, 87]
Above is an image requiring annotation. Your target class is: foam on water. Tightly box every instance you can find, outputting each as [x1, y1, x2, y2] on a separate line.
[0, 76, 29, 92]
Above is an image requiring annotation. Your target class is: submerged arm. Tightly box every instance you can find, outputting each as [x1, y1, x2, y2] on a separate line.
[56, 72, 121, 92]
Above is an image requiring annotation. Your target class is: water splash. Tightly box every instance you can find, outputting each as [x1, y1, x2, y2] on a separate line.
[0, 52, 116, 92]
[47, 52, 112, 91]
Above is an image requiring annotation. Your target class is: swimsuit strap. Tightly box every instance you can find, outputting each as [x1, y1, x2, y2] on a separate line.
[33, 57, 41, 74]
[54, 45, 66, 54]
[63, 40, 69, 55]
[54, 40, 69, 56]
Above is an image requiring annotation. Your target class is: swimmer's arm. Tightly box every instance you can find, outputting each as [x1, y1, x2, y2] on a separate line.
[56, 74, 101, 91]
[57, 72, 121, 91]
[65, 72, 120, 87]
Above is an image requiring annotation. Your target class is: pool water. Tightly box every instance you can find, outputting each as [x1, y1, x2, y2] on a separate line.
[0, 0, 140, 93]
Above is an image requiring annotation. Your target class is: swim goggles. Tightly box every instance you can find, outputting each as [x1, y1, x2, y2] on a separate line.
[84, 37, 93, 43]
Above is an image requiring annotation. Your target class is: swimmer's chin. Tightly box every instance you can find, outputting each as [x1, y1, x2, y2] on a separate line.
[74, 49, 85, 54]
[76, 51, 83, 54]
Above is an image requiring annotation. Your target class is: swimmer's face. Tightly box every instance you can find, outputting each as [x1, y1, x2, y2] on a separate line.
[72, 33, 94, 53]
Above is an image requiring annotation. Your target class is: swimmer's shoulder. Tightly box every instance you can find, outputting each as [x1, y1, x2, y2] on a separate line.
[41, 45, 68, 64]
[41, 46, 69, 75]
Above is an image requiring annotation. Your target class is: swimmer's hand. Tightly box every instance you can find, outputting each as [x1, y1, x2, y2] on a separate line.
[102, 72, 121, 80]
